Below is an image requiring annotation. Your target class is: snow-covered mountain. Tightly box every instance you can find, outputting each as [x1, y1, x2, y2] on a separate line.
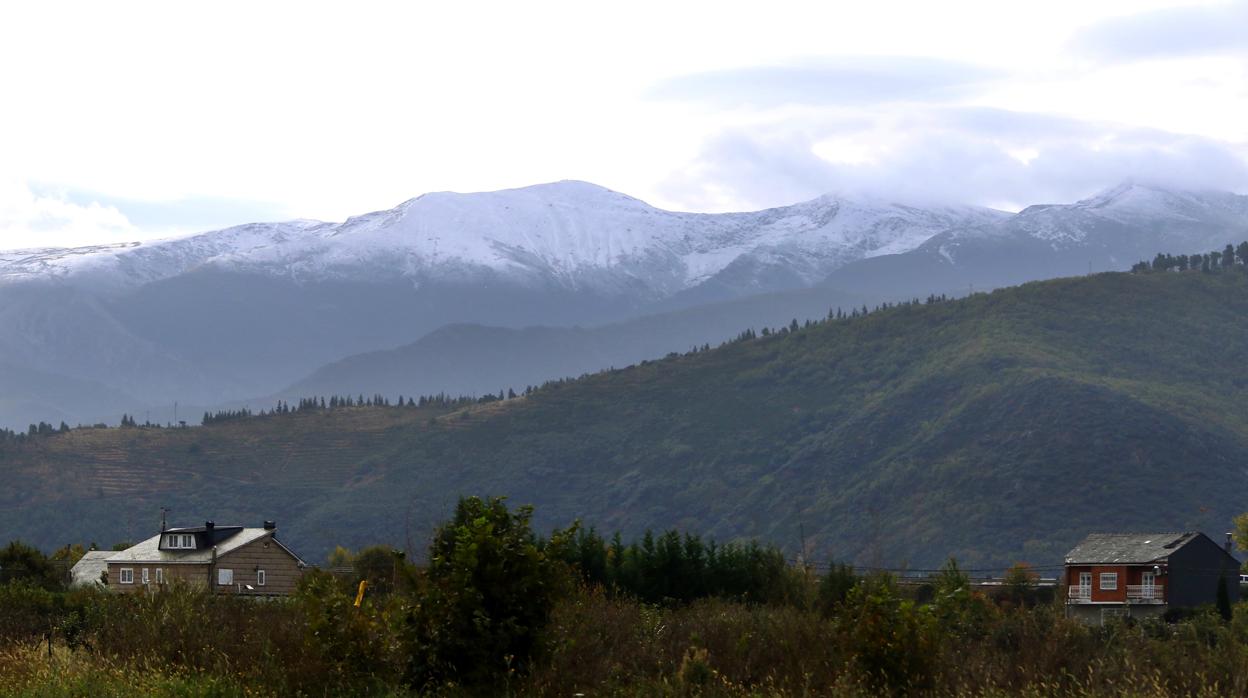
[2, 179, 1245, 431]
[818, 181, 1248, 302]
[0, 181, 1004, 299]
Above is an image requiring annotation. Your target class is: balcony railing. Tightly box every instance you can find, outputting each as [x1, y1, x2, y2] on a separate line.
[1066, 585, 1164, 603]
[1126, 585, 1164, 603]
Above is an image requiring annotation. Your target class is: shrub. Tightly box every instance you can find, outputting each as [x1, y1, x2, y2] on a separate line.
[402, 496, 566, 689]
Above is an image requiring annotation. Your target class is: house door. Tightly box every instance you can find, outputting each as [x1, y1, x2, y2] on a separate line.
[1078, 572, 1092, 599]
[1141, 571, 1155, 600]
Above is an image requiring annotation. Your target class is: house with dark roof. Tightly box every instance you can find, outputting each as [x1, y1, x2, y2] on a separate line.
[105, 520, 306, 596]
[1064, 532, 1239, 624]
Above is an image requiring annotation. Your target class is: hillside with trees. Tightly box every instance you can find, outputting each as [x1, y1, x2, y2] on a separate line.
[3, 265, 1248, 567]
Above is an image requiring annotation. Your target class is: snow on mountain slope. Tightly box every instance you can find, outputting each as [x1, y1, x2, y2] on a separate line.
[927, 182, 1248, 262]
[0, 181, 1004, 297]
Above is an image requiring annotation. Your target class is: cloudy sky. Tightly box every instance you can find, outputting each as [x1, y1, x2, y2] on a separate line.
[2, 0, 1246, 249]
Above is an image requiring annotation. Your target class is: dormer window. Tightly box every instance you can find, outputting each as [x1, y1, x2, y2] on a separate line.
[165, 533, 196, 549]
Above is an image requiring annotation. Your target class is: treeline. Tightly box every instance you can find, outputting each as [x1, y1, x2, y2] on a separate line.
[550, 527, 794, 605]
[720, 293, 954, 348]
[1131, 241, 1248, 273]
[200, 389, 531, 425]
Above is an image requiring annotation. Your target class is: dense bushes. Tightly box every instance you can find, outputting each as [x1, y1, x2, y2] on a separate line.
[9, 506, 1248, 695]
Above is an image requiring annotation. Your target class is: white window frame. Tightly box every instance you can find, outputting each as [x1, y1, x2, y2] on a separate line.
[1099, 572, 1118, 591]
[165, 534, 195, 549]
[1075, 572, 1092, 599]
[256, 569, 266, 586]
[119, 568, 134, 584]
[217, 568, 233, 586]
[155, 568, 164, 584]
[141, 568, 149, 585]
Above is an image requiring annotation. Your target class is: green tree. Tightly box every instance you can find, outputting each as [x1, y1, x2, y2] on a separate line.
[1001, 562, 1039, 607]
[404, 496, 567, 688]
[817, 562, 858, 615]
[0, 541, 62, 589]
[352, 546, 406, 595]
[326, 545, 353, 568]
[1218, 575, 1233, 620]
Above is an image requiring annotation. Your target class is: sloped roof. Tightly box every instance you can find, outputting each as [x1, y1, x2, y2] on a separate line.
[1064, 532, 1197, 564]
[108, 528, 273, 564]
[69, 550, 112, 587]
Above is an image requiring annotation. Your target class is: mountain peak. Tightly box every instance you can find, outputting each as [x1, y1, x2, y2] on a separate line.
[1075, 179, 1199, 212]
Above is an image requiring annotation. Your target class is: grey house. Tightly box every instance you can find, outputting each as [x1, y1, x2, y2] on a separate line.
[1064, 532, 1239, 624]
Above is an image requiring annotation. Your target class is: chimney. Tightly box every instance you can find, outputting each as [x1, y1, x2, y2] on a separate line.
[1227, 532, 1234, 553]
[263, 520, 276, 530]
[205, 520, 215, 530]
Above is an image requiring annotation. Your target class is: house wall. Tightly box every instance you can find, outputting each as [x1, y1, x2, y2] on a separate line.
[212, 535, 304, 596]
[1066, 565, 1133, 602]
[1067, 564, 1166, 602]
[1167, 534, 1239, 608]
[105, 562, 209, 593]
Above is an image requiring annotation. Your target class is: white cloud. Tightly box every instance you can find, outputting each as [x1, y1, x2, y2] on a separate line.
[1071, 1, 1248, 61]
[0, 180, 141, 250]
[659, 107, 1248, 212]
[0, 0, 1243, 243]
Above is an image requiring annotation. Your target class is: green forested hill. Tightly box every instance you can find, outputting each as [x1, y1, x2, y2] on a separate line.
[3, 269, 1248, 568]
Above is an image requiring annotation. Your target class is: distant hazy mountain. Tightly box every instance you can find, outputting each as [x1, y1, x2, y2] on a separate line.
[276, 284, 876, 402]
[275, 182, 1248, 404]
[7, 269, 1248, 567]
[0, 182, 1001, 428]
[818, 181, 1248, 299]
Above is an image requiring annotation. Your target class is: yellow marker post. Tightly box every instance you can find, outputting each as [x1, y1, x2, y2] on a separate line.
[354, 580, 368, 608]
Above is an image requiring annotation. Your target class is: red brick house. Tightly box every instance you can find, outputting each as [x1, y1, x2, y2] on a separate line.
[1064, 532, 1239, 624]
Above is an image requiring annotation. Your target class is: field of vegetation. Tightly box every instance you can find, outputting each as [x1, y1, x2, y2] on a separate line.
[4, 498, 1248, 697]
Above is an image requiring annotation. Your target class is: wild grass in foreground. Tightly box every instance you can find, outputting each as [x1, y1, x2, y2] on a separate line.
[6, 498, 1248, 696]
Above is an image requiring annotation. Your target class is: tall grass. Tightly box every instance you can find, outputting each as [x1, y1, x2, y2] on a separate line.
[6, 578, 1248, 696]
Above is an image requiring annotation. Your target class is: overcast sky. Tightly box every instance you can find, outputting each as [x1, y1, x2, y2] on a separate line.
[2, 0, 1246, 249]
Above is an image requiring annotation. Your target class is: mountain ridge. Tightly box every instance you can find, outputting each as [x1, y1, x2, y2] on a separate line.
[2, 180, 1246, 430]
[2, 268, 1246, 567]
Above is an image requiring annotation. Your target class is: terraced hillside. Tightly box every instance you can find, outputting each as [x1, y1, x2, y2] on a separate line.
[3, 269, 1248, 567]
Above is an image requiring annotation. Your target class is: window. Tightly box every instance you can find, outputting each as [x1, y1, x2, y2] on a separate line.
[165, 534, 195, 549]
[155, 568, 164, 584]
[1099, 572, 1118, 590]
[119, 568, 134, 584]
[256, 569, 266, 586]
[141, 568, 149, 584]
[218, 568, 233, 586]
